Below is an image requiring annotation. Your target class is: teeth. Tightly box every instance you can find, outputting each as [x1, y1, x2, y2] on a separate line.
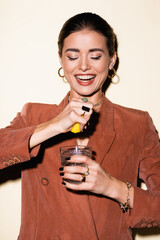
[76, 75, 95, 80]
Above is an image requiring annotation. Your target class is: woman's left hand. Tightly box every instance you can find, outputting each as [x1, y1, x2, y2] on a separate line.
[59, 155, 120, 198]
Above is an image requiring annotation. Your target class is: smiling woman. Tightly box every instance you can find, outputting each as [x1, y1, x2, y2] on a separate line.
[0, 12, 160, 240]
[59, 30, 116, 98]
[58, 12, 119, 98]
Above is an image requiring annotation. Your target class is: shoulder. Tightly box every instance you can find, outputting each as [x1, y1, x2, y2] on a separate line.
[113, 102, 147, 119]
[21, 102, 59, 124]
[18, 93, 69, 125]
[113, 102, 157, 137]
[22, 102, 58, 113]
[106, 98, 152, 130]
[104, 97, 148, 120]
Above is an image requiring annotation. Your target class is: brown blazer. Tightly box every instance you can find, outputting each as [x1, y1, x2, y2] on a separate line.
[0, 93, 160, 240]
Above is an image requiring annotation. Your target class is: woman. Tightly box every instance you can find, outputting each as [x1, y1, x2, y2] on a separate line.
[0, 12, 160, 240]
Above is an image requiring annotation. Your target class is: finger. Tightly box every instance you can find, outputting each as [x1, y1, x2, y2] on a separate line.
[69, 111, 89, 125]
[78, 99, 94, 110]
[69, 155, 95, 166]
[71, 107, 92, 119]
[82, 106, 90, 112]
[69, 99, 93, 110]
[67, 157, 101, 180]
[63, 180, 92, 191]
[61, 173, 84, 182]
[69, 104, 93, 121]
[68, 101, 93, 128]
[62, 165, 89, 174]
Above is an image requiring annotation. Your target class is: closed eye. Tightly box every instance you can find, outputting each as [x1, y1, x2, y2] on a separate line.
[67, 56, 78, 61]
[91, 56, 102, 60]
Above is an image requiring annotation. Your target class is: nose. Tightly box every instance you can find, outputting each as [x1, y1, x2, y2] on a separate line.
[78, 56, 91, 71]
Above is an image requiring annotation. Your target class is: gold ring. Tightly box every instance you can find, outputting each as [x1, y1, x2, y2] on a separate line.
[84, 170, 89, 176]
[82, 176, 86, 182]
[82, 168, 89, 177]
[81, 112, 85, 117]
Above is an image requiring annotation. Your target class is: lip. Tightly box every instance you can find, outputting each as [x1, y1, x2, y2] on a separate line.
[75, 74, 96, 86]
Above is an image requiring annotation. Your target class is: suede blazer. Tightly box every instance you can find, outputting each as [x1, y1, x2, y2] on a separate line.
[0, 93, 160, 240]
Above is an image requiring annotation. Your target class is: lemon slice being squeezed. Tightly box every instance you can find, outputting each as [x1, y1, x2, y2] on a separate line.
[71, 97, 88, 134]
[71, 122, 81, 133]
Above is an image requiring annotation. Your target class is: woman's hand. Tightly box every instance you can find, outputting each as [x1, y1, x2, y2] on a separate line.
[54, 98, 93, 133]
[59, 155, 134, 208]
[60, 155, 113, 195]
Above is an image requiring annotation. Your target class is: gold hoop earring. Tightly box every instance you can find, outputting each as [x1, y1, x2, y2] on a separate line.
[107, 68, 120, 84]
[58, 67, 68, 83]
[58, 67, 64, 78]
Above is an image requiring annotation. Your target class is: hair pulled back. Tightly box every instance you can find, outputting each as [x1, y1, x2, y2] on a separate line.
[58, 12, 119, 90]
[58, 12, 119, 70]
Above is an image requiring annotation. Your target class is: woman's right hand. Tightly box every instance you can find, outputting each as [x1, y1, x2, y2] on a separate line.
[54, 98, 93, 133]
[29, 98, 93, 149]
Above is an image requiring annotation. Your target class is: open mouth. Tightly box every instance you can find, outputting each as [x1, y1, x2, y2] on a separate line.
[75, 74, 96, 81]
[75, 74, 96, 86]
[74, 74, 96, 86]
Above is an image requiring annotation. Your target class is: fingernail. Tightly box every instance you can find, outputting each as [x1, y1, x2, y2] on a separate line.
[59, 167, 64, 171]
[82, 97, 88, 102]
[82, 106, 90, 112]
[62, 181, 66, 186]
[60, 172, 64, 176]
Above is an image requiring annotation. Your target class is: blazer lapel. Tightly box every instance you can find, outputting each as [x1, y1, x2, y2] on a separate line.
[88, 97, 117, 237]
[88, 96, 116, 164]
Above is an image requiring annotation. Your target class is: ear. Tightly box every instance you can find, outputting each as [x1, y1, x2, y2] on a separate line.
[109, 52, 117, 70]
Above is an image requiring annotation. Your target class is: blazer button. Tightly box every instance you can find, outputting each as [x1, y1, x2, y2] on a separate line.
[3, 161, 10, 167]
[14, 156, 21, 163]
[140, 222, 147, 228]
[147, 223, 153, 228]
[152, 222, 158, 227]
[41, 177, 49, 186]
[9, 159, 15, 165]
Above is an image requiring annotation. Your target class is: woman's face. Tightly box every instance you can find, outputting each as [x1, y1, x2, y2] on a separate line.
[59, 29, 116, 98]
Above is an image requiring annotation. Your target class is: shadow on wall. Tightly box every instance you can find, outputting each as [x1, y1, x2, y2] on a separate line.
[132, 228, 160, 239]
[0, 164, 21, 184]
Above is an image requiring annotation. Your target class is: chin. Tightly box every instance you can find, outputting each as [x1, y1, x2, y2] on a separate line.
[76, 89, 99, 97]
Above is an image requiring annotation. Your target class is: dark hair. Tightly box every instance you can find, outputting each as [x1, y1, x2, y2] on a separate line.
[58, 12, 119, 91]
[58, 13, 119, 65]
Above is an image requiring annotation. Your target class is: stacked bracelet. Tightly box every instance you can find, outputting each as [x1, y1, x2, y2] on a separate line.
[119, 181, 132, 213]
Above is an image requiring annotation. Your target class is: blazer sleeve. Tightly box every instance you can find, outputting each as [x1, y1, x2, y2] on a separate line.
[0, 103, 41, 169]
[127, 112, 160, 228]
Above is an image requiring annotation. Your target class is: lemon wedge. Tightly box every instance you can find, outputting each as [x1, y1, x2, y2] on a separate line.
[71, 123, 81, 133]
[71, 113, 85, 134]
[70, 97, 88, 134]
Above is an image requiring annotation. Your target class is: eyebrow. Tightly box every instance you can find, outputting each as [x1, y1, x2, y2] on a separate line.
[65, 48, 104, 53]
[65, 48, 80, 53]
[89, 48, 104, 53]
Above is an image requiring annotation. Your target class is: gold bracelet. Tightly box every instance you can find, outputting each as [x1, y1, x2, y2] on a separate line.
[119, 181, 132, 213]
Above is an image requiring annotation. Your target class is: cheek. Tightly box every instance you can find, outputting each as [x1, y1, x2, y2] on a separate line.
[63, 62, 76, 74]
[96, 62, 108, 74]
[61, 56, 74, 73]
[93, 58, 109, 72]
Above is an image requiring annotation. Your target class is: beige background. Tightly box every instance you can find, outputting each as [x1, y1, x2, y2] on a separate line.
[0, 0, 160, 239]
